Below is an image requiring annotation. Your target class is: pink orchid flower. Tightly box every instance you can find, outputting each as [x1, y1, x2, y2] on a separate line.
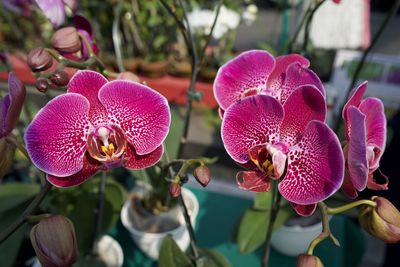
[25, 70, 170, 187]
[1, 72, 26, 138]
[341, 82, 387, 198]
[35, 0, 78, 27]
[221, 87, 344, 216]
[213, 50, 324, 116]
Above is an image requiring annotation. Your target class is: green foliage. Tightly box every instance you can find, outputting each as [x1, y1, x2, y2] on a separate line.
[0, 183, 41, 267]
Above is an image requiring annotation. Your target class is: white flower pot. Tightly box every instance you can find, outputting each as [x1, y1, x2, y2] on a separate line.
[120, 187, 199, 260]
[271, 216, 332, 257]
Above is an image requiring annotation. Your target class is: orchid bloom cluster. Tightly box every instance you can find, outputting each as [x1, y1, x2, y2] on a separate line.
[25, 70, 171, 187]
[213, 50, 387, 217]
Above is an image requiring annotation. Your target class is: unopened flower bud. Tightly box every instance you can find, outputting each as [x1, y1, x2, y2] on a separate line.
[35, 79, 49, 93]
[169, 183, 181, 198]
[27, 48, 53, 72]
[359, 196, 400, 243]
[117, 71, 140, 82]
[50, 70, 69, 86]
[51, 27, 81, 54]
[30, 215, 77, 267]
[193, 165, 211, 187]
[297, 254, 324, 267]
[0, 138, 16, 179]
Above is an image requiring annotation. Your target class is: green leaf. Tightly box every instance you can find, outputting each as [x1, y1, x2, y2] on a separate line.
[0, 183, 40, 213]
[236, 206, 294, 254]
[253, 192, 272, 211]
[197, 249, 231, 267]
[158, 235, 192, 267]
[165, 108, 184, 159]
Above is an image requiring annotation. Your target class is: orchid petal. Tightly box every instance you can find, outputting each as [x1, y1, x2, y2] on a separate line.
[25, 93, 92, 177]
[367, 170, 389, 190]
[236, 171, 270, 192]
[3, 72, 26, 136]
[341, 170, 358, 199]
[221, 95, 284, 163]
[0, 96, 10, 137]
[267, 54, 309, 92]
[124, 144, 163, 170]
[280, 86, 326, 147]
[47, 154, 101, 187]
[98, 80, 170, 155]
[279, 121, 344, 205]
[68, 70, 108, 125]
[214, 50, 275, 110]
[359, 97, 386, 151]
[290, 203, 317, 217]
[73, 15, 98, 59]
[345, 106, 368, 191]
[35, 0, 65, 27]
[342, 81, 368, 120]
[278, 62, 325, 104]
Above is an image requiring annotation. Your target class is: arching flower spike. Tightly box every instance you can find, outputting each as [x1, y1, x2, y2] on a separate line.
[25, 70, 170, 187]
[342, 82, 387, 198]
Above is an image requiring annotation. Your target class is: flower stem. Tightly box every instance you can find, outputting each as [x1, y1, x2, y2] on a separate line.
[306, 202, 340, 255]
[92, 172, 107, 254]
[301, 0, 325, 53]
[0, 181, 52, 244]
[327, 199, 376, 215]
[261, 180, 282, 267]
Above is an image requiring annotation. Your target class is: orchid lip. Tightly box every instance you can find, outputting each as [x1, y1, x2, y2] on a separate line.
[86, 124, 127, 168]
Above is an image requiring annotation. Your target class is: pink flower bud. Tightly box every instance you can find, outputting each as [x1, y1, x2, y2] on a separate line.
[51, 27, 81, 54]
[117, 72, 140, 82]
[359, 196, 400, 243]
[51, 70, 69, 86]
[297, 254, 324, 267]
[169, 183, 181, 198]
[193, 165, 211, 187]
[30, 215, 78, 267]
[27, 48, 53, 72]
[35, 78, 49, 93]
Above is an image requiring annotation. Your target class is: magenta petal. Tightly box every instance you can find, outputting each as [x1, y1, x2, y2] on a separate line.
[341, 170, 358, 199]
[367, 170, 389, 191]
[68, 70, 108, 125]
[280, 86, 326, 147]
[35, 0, 65, 27]
[98, 81, 170, 155]
[278, 62, 325, 104]
[279, 121, 344, 205]
[48, 154, 101, 187]
[221, 95, 284, 163]
[359, 98, 386, 151]
[342, 81, 368, 120]
[3, 72, 26, 135]
[236, 171, 271, 192]
[290, 203, 317, 217]
[25, 93, 92, 177]
[267, 54, 309, 92]
[345, 106, 368, 191]
[124, 144, 163, 169]
[0, 95, 10, 137]
[214, 50, 275, 110]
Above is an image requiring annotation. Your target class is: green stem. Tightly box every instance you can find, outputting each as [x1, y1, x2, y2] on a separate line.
[306, 202, 339, 255]
[0, 181, 52, 244]
[286, 1, 314, 53]
[5, 135, 30, 161]
[301, 0, 325, 53]
[327, 199, 376, 215]
[261, 180, 282, 267]
[92, 172, 107, 254]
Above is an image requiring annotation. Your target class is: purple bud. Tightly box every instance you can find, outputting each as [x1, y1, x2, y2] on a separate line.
[35, 78, 49, 93]
[27, 48, 53, 72]
[50, 69, 69, 86]
[51, 27, 81, 54]
[193, 165, 211, 187]
[297, 254, 324, 267]
[169, 183, 181, 198]
[30, 215, 78, 267]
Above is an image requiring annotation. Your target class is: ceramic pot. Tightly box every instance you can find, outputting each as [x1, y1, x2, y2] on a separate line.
[121, 188, 199, 259]
[139, 60, 169, 78]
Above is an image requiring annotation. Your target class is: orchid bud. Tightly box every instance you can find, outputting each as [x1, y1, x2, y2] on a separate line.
[35, 79, 49, 93]
[50, 70, 69, 86]
[27, 48, 53, 72]
[30, 215, 78, 267]
[0, 138, 16, 179]
[297, 254, 324, 267]
[0, 72, 26, 138]
[193, 165, 211, 187]
[51, 27, 81, 54]
[63, 0, 79, 11]
[359, 196, 400, 243]
[169, 183, 181, 198]
[117, 72, 140, 82]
